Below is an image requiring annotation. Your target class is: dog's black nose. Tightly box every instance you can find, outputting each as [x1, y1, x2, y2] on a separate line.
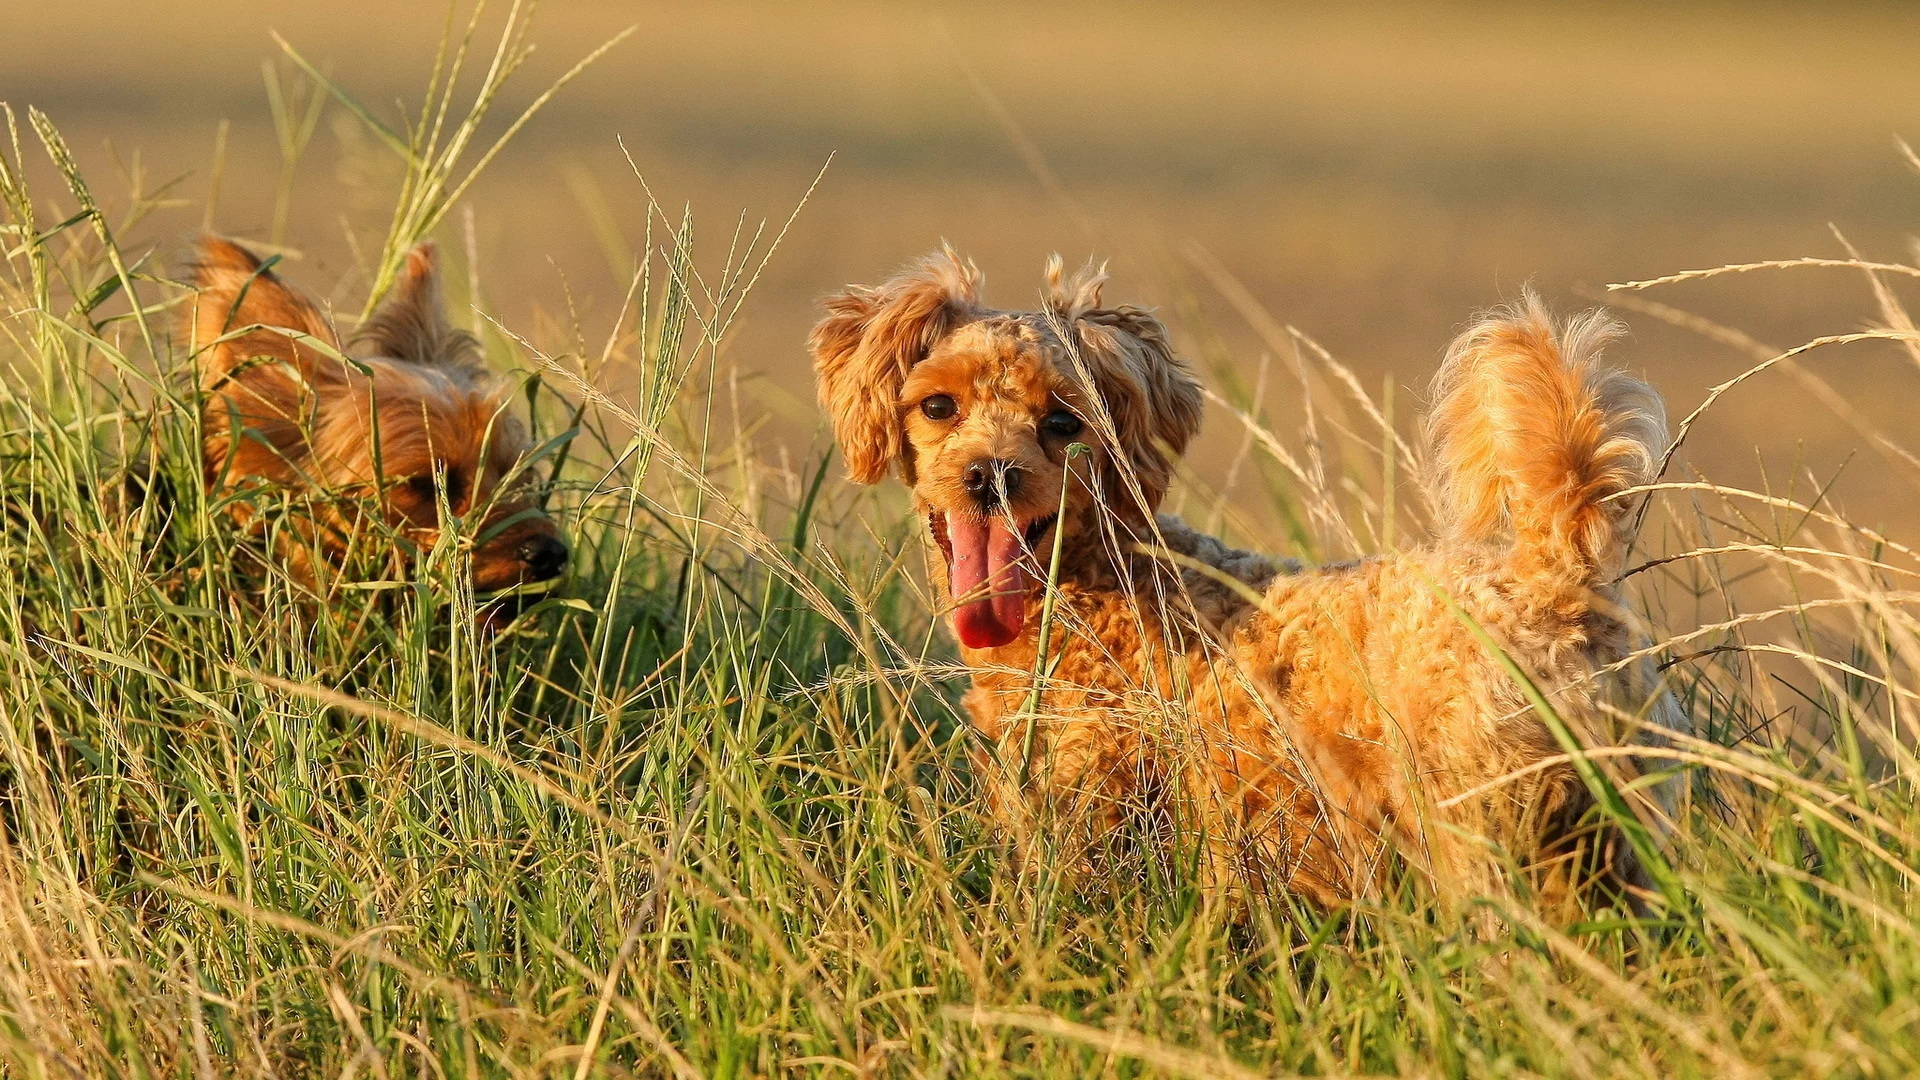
[963, 460, 1023, 506]
[518, 535, 569, 580]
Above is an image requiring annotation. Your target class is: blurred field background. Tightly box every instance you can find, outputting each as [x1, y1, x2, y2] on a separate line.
[9, 0, 1920, 532]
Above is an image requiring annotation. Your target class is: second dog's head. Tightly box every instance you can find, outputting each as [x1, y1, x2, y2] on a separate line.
[187, 237, 568, 593]
[810, 249, 1203, 650]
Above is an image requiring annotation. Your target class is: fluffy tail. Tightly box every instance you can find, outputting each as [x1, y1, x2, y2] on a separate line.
[1424, 292, 1666, 581]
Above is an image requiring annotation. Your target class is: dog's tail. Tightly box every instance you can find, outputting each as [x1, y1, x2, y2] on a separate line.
[1424, 292, 1666, 584]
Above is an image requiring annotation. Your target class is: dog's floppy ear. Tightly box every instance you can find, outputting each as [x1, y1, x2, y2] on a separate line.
[186, 236, 340, 389]
[354, 242, 481, 368]
[809, 248, 982, 483]
[1047, 257, 1203, 512]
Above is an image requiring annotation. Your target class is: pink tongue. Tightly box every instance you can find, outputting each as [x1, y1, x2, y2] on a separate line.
[946, 512, 1032, 650]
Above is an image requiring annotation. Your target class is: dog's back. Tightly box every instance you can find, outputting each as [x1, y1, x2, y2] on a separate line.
[1145, 295, 1682, 906]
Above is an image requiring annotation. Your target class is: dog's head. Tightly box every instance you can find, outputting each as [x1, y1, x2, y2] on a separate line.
[810, 248, 1202, 650]
[187, 237, 568, 593]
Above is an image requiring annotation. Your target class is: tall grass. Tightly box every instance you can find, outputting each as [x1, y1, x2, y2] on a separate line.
[4, 15, 1920, 1078]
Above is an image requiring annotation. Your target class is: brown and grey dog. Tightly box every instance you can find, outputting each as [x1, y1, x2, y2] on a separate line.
[186, 238, 567, 596]
[811, 248, 1679, 909]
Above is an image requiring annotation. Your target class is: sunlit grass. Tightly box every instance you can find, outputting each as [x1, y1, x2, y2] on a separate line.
[3, 10, 1920, 1078]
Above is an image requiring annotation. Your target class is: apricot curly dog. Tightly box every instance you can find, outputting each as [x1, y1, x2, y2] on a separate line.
[812, 249, 1681, 908]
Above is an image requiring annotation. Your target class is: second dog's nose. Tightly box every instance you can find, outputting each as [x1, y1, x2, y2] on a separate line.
[963, 460, 1023, 505]
[518, 535, 569, 579]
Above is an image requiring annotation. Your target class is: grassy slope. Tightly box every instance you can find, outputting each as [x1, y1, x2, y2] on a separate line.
[5, 17, 1920, 1080]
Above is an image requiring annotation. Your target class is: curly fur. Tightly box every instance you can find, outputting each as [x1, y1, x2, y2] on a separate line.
[1426, 295, 1665, 580]
[813, 253, 1680, 912]
[808, 245, 983, 484]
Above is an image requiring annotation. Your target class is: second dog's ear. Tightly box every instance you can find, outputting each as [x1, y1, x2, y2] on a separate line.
[1070, 306, 1204, 514]
[809, 248, 981, 483]
[1044, 257, 1203, 513]
[186, 237, 340, 388]
[356, 243, 480, 367]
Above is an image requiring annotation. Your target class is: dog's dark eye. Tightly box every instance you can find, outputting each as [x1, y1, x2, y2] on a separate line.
[403, 467, 467, 508]
[1042, 409, 1083, 438]
[920, 394, 957, 421]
